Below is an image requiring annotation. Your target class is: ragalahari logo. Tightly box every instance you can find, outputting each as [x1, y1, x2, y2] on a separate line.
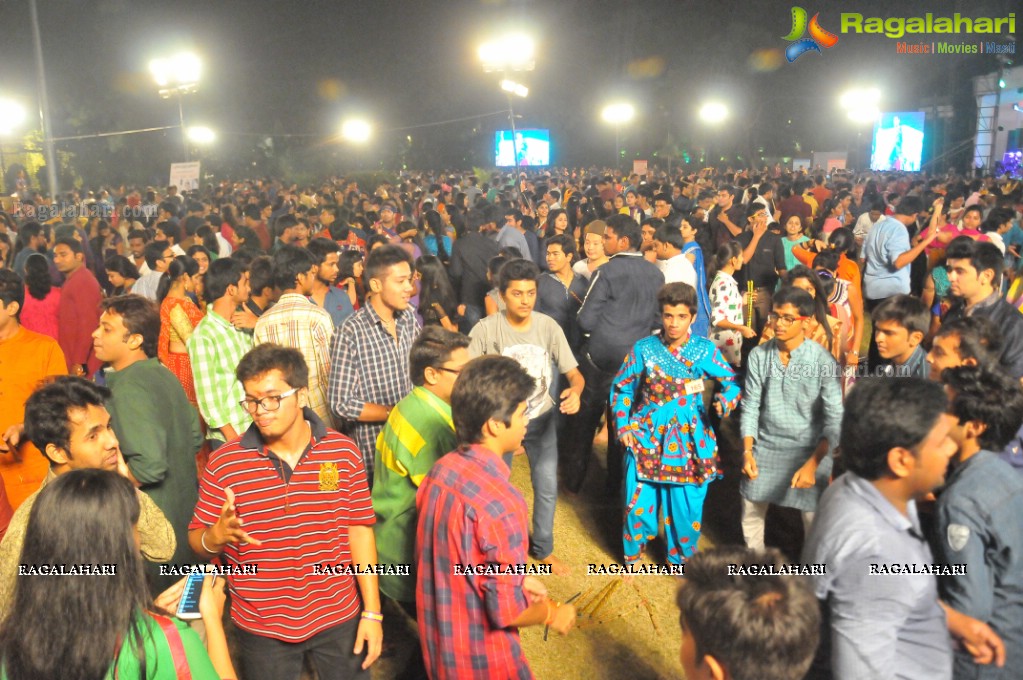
[783, 7, 839, 62]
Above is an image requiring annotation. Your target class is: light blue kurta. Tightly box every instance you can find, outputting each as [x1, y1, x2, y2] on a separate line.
[740, 337, 842, 511]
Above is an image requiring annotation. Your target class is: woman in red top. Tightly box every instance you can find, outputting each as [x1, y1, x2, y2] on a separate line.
[20, 253, 61, 340]
[157, 257, 204, 405]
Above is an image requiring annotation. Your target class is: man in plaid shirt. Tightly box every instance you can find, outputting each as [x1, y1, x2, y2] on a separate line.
[415, 355, 576, 679]
[328, 245, 420, 484]
[188, 258, 254, 446]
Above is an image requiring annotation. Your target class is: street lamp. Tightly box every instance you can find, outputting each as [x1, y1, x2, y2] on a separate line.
[839, 87, 881, 123]
[149, 51, 202, 160]
[186, 126, 215, 145]
[601, 102, 635, 170]
[480, 32, 535, 169]
[341, 118, 372, 144]
[0, 98, 26, 193]
[698, 101, 729, 124]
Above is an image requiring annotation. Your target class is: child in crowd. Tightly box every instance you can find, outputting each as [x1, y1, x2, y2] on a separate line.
[709, 242, 757, 367]
[780, 215, 808, 271]
[741, 286, 843, 550]
[872, 294, 930, 378]
[611, 282, 741, 564]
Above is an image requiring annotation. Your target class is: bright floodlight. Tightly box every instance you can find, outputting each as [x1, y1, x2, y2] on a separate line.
[479, 33, 536, 72]
[186, 126, 215, 145]
[150, 51, 202, 89]
[341, 118, 372, 143]
[499, 79, 529, 98]
[602, 102, 635, 125]
[840, 87, 882, 124]
[0, 98, 27, 135]
[698, 101, 729, 124]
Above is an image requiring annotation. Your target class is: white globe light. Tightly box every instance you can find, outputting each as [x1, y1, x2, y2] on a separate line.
[187, 126, 216, 145]
[342, 119, 372, 144]
[602, 102, 635, 125]
[699, 102, 729, 124]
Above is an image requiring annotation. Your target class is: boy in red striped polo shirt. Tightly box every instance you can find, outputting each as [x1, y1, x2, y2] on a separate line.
[188, 344, 382, 680]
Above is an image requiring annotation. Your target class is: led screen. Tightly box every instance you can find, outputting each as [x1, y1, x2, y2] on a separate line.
[495, 129, 550, 167]
[871, 112, 925, 172]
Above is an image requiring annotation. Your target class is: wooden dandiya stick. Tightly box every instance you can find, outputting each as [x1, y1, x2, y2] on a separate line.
[588, 578, 623, 619]
[578, 580, 617, 618]
[629, 580, 660, 633]
[746, 280, 755, 328]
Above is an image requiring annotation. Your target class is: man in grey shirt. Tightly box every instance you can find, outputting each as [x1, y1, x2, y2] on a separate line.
[468, 258, 583, 575]
[804, 378, 1004, 679]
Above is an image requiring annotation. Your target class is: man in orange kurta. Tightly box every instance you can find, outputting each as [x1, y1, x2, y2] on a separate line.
[0, 270, 67, 520]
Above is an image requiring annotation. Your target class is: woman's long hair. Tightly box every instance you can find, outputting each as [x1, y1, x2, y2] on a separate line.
[0, 469, 152, 680]
[785, 265, 834, 351]
[416, 255, 458, 320]
[419, 210, 449, 264]
[24, 253, 52, 301]
[156, 255, 199, 304]
[811, 198, 840, 239]
[708, 241, 743, 282]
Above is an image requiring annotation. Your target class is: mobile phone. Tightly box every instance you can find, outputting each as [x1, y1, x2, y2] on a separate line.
[176, 569, 206, 620]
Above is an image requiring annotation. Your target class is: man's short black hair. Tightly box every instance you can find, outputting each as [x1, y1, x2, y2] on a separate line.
[143, 241, 168, 270]
[271, 245, 316, 291]
[677, 546, 820, 680]
[894, 195, 923, 217]
[657, 282, 697, 313]
[544, 233, 576, 260]
[872, 294, 930, 336]
[204, 257, 248, 303]
[365, 244, 414, 283]
[275, 214, 299, 239]
[99, 295, 160, 359]
[942, 366, 1023, 451]
[409, 326, 470, 387]
[0, 270, 25, 318]
[306, 237, 340, 267]
[451, 355, 534, 445]
[25, 377, 111, 460]
[653, 224, 684, 250]
[247, 255, 274, 296]
[945, 236, 1004, 282]
[772, 286, 815, 318]
[53, 236, 82, 256]
[497, 258, 539, 294]
[236, 343, 309, 390]
[606, 214, 642, 251]
[840, 378, 949, 480]
[933, 316, 1001, 371]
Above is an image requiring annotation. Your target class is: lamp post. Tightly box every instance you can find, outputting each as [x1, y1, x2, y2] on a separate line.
[150, 52, 202, 160]
[601, 102, 635, 171]
[479, 33, 535, 169]
[0, 98, 26, 194]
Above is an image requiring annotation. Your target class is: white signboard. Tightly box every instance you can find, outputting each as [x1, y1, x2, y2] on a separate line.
[169, 162, 201, 192]
[632, 160, 648, 176]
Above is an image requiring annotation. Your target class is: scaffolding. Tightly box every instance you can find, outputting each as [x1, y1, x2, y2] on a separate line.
[974, 74, 999, 171]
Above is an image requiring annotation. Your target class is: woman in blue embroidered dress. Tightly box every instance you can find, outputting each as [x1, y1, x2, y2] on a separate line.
[611, 282, 741, 565]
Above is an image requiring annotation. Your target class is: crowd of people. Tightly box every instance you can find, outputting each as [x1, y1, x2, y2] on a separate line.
[0, 165, 1021, 678]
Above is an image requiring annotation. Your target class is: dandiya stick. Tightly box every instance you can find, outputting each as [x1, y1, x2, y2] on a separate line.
[578, 580, 617, 618]
[588, 578, 623, 619]
[747, 280, 755, 328]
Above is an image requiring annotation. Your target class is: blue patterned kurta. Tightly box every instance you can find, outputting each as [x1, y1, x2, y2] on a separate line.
[740, 337, 843, 511]
[611, 333, 741, 563]
[612, 334, 741, 484]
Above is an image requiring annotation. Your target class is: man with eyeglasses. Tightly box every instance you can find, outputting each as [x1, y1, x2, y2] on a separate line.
[130, 241, 176, 301]
[190, 344, 382, 680]
[372, 327, 469, 679]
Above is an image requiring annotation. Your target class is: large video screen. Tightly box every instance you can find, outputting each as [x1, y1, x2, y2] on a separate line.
[871, 112, 925, 172]
[495, 129, 550, 167]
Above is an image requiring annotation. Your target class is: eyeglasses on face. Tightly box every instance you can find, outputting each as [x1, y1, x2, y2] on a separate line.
[767, 313, 808, 327]
[239, 387, 299, 412]
[433, 366, 462, 376]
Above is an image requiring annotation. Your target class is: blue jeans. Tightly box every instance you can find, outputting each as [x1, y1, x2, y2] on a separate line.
[503, 407, 558, 560]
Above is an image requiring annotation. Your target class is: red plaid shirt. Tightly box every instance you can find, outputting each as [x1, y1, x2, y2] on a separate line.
[415, 445, 532, 679]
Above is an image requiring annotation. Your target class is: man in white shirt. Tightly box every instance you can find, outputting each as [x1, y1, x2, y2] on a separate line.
[653, 224, 697, 288]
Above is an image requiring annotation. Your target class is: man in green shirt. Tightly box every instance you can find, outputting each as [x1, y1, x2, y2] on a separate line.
[93, 295, 203, 592]
[373, 326, 469, 609]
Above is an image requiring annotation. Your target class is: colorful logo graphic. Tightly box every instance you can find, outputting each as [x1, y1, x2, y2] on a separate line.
[783, 7, 839, 62]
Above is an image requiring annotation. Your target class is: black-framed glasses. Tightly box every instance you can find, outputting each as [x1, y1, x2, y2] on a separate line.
[239, 387, 299, 412]
[767, 314, 807, 327]
[434, 367, 462, 376]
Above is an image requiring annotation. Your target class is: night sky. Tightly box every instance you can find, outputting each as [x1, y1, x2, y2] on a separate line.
[0, 0, 1017, 176]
